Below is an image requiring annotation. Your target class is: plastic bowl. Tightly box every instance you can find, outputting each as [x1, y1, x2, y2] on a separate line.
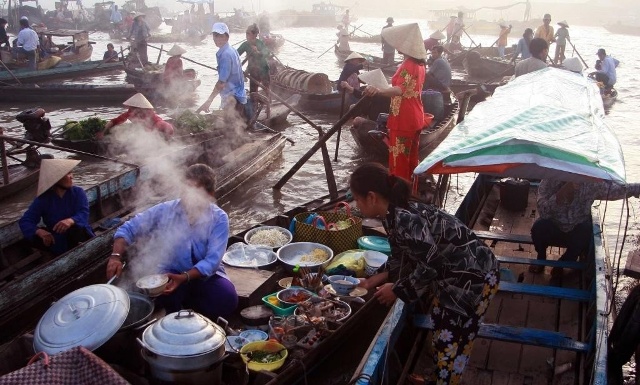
[276, 287, 315, 306]
[240, 340, 288, 372]
[363, 250, 389, 276]
[244, 226, 293, 249]
[277, 242, 333, 272]
[328, 275, 360, 296]
[240, 329, 269, 343]
[135, 274, 169, 296]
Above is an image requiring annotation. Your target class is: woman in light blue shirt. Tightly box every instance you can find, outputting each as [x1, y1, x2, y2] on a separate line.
[106, 164, 238, 320]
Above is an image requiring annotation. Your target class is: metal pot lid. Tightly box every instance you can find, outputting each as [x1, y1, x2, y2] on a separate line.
[357, 236, 391, 254]
[33, 284, 130, 354]
[142, 310, 226, 356]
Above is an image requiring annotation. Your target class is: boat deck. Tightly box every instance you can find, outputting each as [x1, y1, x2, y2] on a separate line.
[408, 184, 588, 384]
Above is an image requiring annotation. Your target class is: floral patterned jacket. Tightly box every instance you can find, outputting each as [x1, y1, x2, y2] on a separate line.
[383, 201, 499, 317]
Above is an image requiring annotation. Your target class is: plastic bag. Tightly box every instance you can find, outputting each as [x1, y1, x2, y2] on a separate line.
[325, 249, 366, 278]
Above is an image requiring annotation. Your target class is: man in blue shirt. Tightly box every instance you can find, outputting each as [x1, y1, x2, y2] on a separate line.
[424, 45, 451, 92]
[19, 159, 94, 256]
[197, 22, 248, 123]
[591, 48, 618, 90]
[106, 164, 238, 320]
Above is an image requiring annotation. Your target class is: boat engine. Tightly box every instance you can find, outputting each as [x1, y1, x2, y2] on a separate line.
[15, 108, 52, 168]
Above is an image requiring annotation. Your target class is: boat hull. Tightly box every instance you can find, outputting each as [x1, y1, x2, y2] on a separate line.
[463, 53, 515, 80]
[0, 60, 124, 84]
[0, 84, 137, 103]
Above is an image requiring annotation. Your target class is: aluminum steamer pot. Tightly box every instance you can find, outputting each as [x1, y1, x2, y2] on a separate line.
[138, 309, 226, 372]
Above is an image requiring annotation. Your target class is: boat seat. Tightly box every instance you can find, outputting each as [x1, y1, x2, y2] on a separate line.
[474, 230, 534, 244]
[499, 281, 592, 302]
[496, 255, 585, 270]
[413, 315, 591, 353]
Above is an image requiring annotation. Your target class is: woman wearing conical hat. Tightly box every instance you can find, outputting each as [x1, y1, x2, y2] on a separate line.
[19, 159, 94, 256]
[338, 52, 366, 94]
[553, 20, 570, 65]
[163, 44, 187, 85]
[362, 23, 427, 186]
[102, 93, 174, 138]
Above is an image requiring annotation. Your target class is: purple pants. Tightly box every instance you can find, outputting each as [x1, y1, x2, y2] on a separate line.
[155, 274, 239, 321]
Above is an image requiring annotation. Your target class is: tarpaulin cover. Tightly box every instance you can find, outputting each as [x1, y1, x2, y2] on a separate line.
[414, 67, 627, 184]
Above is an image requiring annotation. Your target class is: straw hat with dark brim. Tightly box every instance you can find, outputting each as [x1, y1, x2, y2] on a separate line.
[167, 44, 187, 56]
[123, 93, 154, 109]
[37, 159, 81, 196]
[557, 20, 569, 28]
[381, 23, 427, 60]
[344, 52, 365, 63]
[429, 30, 446, 40]
[358, 69, 392, 91]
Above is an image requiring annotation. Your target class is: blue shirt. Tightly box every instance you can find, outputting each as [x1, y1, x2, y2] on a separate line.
[515, 38, 531, 60]
[216, 43, 247, 106]
[599, 56, 617, 86]
[114, 199, 229, 277]
[427, 57, 452, 87]
[19, 186, 94, 255]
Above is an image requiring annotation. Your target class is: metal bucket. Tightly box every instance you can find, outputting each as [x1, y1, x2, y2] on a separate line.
[141, 349, 225, 385]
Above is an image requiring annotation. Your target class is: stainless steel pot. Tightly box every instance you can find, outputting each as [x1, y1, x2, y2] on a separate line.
[138, 310, 226, 372]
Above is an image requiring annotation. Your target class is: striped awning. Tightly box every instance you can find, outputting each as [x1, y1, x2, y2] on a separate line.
[414, 68, 627, 184]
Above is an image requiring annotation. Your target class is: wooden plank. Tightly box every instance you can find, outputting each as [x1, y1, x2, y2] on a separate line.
[492, 370, 511, 385]
[519, 301, 557, 376]
[477, 324, 589, 353]
[475, 230, 533, 244]
[487, 299, 528, 372]
[496, 255, 584, 270]
[225, 266, 275, 300]
[507, 372, 526, 385]
[554, 260, 581, 385]
[499, 282, 592, 302]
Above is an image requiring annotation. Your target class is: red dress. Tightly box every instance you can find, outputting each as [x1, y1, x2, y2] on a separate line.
[163, 56, 184, 84]
[110, 108, 174, 137]
[386, 59, 425, 183]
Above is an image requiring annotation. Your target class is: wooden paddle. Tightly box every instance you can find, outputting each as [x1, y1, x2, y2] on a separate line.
[566, 39, 589, 69]
[318, 43, 337, 59]
[0, 59, 23, 85]
[334, 89, 347, 161]
[283, 38, 314, 53]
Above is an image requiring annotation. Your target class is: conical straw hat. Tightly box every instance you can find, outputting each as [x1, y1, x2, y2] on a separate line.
[558, 20, 569, 28]
[123, 93, 154, 109]
[563, 57, 582, 73]
[167, 44, 187, 56]
[381, 23, 427, 60]
[37, 159, 80, 196]
[358, 69, 392, 91]
[344, 52, 365, 62]
[430, 30, 445, 40]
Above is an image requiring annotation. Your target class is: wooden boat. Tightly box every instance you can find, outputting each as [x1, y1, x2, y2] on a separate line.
[0, 60, 124, 84]
[349, 34, 381, 43]
[447, 46, 516, 68]
[0, 83, 138, 103]
[39, 29, 93, 63]
[463, 51, 515, 80]
[124, 66, 201, 103]
[334, 46, 397, 76]
[602, 88, 618, 109]
[604, 23, 640, 36]
[263, 33, 285, 50]
[0, 129, 50, 200]
[289, 2, 344, 27]
[349, 100, 463, 160]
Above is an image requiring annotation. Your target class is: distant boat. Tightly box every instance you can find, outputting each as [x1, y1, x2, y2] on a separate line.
[604, 23, 640, 36]
[0, 60, 124, 84]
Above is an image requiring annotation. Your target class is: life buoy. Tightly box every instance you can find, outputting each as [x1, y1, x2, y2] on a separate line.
[608, 284, 640, 383]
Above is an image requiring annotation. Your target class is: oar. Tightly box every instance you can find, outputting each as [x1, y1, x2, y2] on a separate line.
[489, 26, 511, 48]
[566, 40, 589, 69]
[233, 39, 246, 47]
[0, 135, 139, 168]
[334, 89, 347, 161]
[462, 28, 480, 48]
[0, 59, 23, 85]
[318, 43, 337, 59]
[283, 38, 314, 52]
[351, 24, 372, 37]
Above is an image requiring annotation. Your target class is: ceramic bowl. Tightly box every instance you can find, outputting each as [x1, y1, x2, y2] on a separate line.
[135, 274, 169, 297]
[328, 275, 359, 296]
[239, 329, 269, 343]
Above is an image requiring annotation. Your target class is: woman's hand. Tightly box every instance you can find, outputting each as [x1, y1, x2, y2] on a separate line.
[36, 228, 55, 246]
[52, 218, 74, 233]
[163, 272, 188, 295]
[373, 283, 397, 306]
[340, 81, 353, 93]
[363, 85, 379, 97]
[106, 256, 124, 279]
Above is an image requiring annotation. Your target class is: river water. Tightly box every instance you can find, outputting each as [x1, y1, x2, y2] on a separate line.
[2, 18, 640, 282]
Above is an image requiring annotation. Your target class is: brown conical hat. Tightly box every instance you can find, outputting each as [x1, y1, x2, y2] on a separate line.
[167, 44, 187, 56]
[344, 52, 365, 62]
[123, 93, 154, 109]
[381, 23, 427, 60]
[358, 69, 392, 91]
[37, 159, 81, 196]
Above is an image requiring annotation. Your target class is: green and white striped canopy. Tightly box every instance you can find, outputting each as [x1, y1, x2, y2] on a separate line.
[414, 67, 627, 184]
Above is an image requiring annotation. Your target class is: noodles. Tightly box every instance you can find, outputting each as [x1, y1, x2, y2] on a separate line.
[248, 229, 289, 248]
[300, 248, 329, 264]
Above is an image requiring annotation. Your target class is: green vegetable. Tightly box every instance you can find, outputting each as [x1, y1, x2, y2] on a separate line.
[247, 350, 283, 363]
[61, 117, 107, 140]
[172, 110, 214, 133]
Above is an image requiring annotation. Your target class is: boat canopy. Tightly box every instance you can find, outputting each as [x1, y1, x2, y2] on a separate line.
[414, 67, 627, 184]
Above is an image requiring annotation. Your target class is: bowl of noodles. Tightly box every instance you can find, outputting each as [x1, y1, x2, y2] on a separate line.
[244, 226, 292, 250]
[276, 242, 334, 272]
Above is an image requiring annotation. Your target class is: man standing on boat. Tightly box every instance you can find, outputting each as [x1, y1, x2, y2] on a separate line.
[197, 22, 248, 123]
[511, 28, 533, 63]
[450, 12, 464, 50]
[445, 15, 456, 43]
[515, 38, 548, 77]
[128, 12, 150, 65]
[19, 159, 94, 256]
[534, 14, 554, 46]
[553, 20, 570, 65]
[530, 180, 640, 277]
[381, 17, 395, 65]
[14, 18, 39, 71]
[497, 23, 512, 58]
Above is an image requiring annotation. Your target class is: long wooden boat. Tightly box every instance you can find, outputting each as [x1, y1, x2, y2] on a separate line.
[0, 187, 391, 385]
[0, 60, 124, 84]
[349, 33, 381, 43]
[124, 66, 201, 102]
[350, 100, 462, 160]
[604, 23, 640, 36]
[351, 68, 616, 385]
[0, 164, 39, 200]
[463, 52, 515, 80]
[39, 29, 93, 63]
[447, 46, 515, 68]
[263, 33, 285, 50]
[0, 83, 138, 103]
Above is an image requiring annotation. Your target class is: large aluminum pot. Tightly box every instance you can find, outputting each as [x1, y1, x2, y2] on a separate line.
[138, 310, 226, 372]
